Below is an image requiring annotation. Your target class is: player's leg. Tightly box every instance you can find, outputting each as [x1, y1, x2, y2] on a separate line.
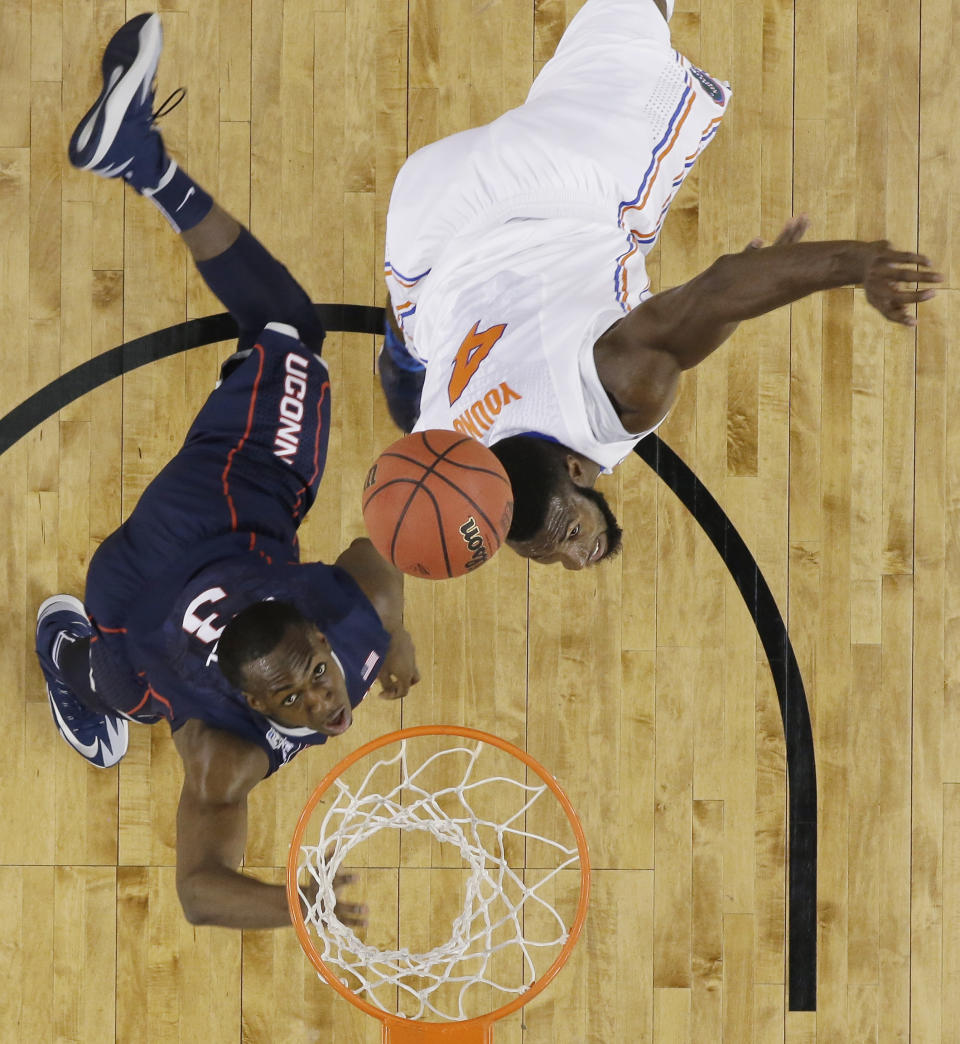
[379, 296, 425, 433]
[71, 13, 335, 528]
[524, 0, 674, 108]
[43, 13, 322, 766]
[35, 597, 128, 769]
[187, 210, 326, 370]
[380, 125, 491, 431]
[69, 13, 324, 363]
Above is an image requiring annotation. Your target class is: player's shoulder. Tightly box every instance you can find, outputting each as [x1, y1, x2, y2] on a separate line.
[180, 553, 332, 606]
[219, 558, 381, 637]
[173, 719, 270, 802]
[284, 560, 371, 612]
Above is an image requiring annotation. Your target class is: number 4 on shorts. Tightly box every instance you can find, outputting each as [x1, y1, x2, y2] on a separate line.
[447, 321, 507, 406]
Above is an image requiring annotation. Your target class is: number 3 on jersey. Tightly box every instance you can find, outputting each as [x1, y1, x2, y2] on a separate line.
[448, 321, 507, 405]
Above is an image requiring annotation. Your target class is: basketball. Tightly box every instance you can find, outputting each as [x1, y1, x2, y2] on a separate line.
[361, 430, 514, 579]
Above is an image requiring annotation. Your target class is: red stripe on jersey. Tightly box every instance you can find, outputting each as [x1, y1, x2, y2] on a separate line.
[146, 685, 173, 720]
[221, 344, 266, 531]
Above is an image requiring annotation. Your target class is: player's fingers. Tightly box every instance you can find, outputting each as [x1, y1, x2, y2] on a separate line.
[744, 236, 764, 251]
[336, 902, 369, 926]
[883, 303, 917, 327]
[889, 288, 937, 306]
[774, 214, 809, 245]
[378, 675, 407, 699]
[877, 264, 944, 284]
[880, 249, 933, 267]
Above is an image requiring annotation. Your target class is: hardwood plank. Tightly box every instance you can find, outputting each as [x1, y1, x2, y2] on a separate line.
[0, 0, 951, 1039]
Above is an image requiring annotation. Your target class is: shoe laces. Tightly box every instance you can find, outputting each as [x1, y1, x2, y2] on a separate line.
[152, 86, 186, 121]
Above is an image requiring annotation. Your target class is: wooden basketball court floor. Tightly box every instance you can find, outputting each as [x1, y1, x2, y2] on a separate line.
[1, 0, 959, 1039]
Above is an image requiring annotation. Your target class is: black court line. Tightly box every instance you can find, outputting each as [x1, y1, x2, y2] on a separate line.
[0, 304, 382, 456]
[634, 437, 816, 1011]
[0, 303, 816, 1010]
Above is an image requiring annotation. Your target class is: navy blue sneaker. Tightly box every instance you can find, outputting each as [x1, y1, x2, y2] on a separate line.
[36, 595, 128, 769]
[378, 322, 425, 434]
[68, 13, 168, 189]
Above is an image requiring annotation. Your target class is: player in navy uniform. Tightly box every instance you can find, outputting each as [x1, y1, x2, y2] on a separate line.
[34, 13, 419, 930]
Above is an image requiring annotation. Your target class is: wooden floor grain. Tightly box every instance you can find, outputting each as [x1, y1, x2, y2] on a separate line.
[1, 0, 956, 1039]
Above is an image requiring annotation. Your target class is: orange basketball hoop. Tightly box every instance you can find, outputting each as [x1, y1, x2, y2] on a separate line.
[287, 725, 591, 1042]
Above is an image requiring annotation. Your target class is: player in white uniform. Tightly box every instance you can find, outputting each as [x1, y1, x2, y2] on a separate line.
[381, 0, 941, 569]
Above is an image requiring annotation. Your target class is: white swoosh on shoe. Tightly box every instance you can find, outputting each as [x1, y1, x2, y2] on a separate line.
[74, 65, 124, 154]
[102, 717, 127, 765]
[47, 689, 101, 759]
[78, 14, 164, 170]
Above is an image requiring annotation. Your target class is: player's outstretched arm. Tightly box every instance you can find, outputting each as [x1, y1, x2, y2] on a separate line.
[172, 720, 365, 929]
[593, 217, 943, 433]
[335, 538, 421, 700]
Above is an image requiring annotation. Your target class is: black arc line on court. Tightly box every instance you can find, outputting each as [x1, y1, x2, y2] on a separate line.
[0, 305, 382, 456]
[0, 303, 817, 1011]
[633, 438, 816, 1012]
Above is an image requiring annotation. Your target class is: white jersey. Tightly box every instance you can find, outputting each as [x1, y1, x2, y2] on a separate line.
[384, 0, 731, 471]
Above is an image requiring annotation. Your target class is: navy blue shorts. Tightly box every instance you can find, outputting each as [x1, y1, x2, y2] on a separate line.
[86, 322, 332, 630]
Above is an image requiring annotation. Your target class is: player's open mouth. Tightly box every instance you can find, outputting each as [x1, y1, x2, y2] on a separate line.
[324, 706, 352, 735]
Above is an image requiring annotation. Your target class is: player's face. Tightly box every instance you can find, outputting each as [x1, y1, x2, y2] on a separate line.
[508, 487, 623, 569]
[242, 624, 353, 735]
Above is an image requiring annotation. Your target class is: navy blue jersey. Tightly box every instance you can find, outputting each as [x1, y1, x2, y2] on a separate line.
[84, 323, 390, 774]
[90, 555, 389, 774]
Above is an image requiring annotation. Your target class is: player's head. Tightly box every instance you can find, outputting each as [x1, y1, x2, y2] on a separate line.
[491, 436, 623, 569]
[216, 601, 353, 735]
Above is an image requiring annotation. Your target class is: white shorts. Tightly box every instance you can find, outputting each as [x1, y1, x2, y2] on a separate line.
[385, 0, 729, 349]
[385, 0, 703, 284]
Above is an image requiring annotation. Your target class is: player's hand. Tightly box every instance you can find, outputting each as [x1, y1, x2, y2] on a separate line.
[861, 242, 943, 326]
[744, 214, 810, 251]
[378, 626, 420, 700]
[299, 869, 369, 930]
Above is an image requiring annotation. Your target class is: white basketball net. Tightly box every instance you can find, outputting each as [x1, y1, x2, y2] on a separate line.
[296, 737, 583, 1022]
